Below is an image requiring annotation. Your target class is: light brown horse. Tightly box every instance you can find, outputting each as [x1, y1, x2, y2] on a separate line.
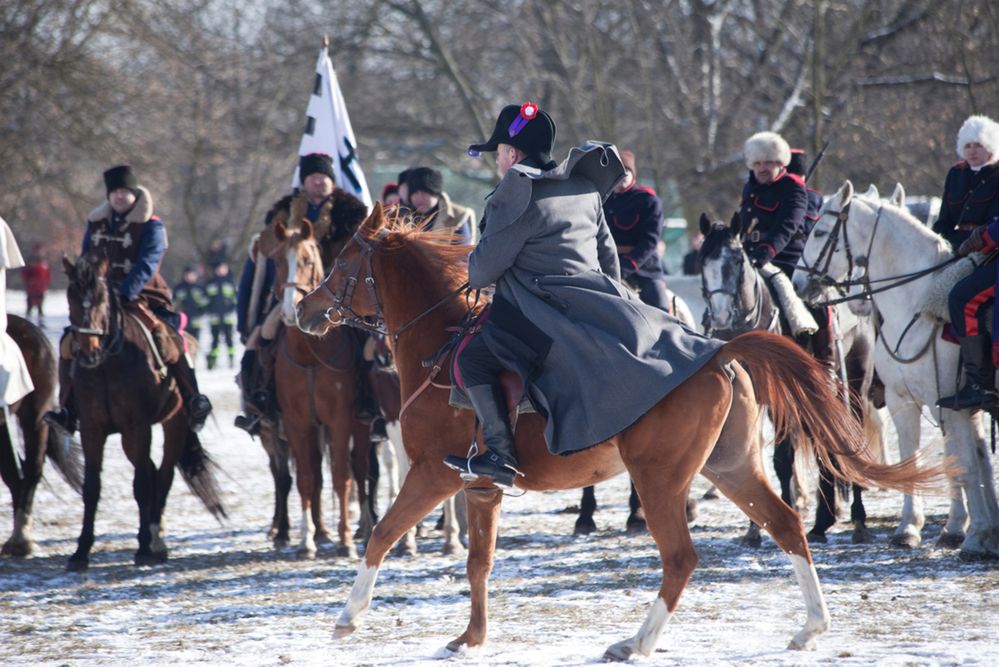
[296, 204, 951, 660]
[265, 219, 371, 558]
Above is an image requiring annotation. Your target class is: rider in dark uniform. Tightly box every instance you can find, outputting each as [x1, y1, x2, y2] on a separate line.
[603, 149, 671, 313]
[45, 165, 213, 433]
[936, 115, 999, 410]
[446, 102, 722, 488]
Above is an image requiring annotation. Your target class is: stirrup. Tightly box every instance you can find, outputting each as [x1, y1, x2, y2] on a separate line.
[443, 453, 523, 489]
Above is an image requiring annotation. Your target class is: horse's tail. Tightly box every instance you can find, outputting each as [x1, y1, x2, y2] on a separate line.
[178, 429, 228, 520]
[720, 330, 953, 494]
[44, 426, 84, 494]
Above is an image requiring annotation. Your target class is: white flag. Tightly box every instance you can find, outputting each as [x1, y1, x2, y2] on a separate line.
[293, 47, 373, 210]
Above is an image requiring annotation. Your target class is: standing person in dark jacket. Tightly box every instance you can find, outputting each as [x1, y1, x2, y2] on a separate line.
[932, 115, 999, 251]
[204, 261, 237, 370]
[45, 165, 212, 434]
[603, 149, 670, 312]
[173, 265, 208, 350]
[936, 115, 999, 410]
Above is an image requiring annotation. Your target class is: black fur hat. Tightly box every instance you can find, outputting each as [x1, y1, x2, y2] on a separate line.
[103, 165, 138, 197]
[469, 102, 556, 170]
[787, 149, 807, 176]
[299, 153, 336, 182]
[407, 167, 443, 196]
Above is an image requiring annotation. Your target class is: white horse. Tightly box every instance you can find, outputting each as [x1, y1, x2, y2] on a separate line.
[793, 180, 999, 560]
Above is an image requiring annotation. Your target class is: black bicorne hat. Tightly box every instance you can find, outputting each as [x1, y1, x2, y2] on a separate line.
[468, 102, 557, 170]
[299, 153, 336, 182]
[103, 165, 138, 197]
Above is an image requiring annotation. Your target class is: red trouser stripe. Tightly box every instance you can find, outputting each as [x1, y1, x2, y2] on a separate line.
[964, 285, 995, 336]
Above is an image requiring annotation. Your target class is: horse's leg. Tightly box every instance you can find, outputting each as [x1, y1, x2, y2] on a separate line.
[335, 461, 461, 637]
[0, 425, 27, 556]
[807, 459, 838, 543]
[943, 413, 999, 559]
[625, 481, 647, 534]
[329, 421, 357, 559]
[885, 393, 925, 548]
[262, 427, 292, 547]
[445, 485, 502, 652]
[68, 429, 108, 572]
[849, 484, 872, 543]
[122, 428, 160, 566]
[152, 414, 191, 560]
[390, 434, 417, 557]
[704, 366, 829, 651]
[287, 420, 320, 558]
[441, 494, 465, 556]
[350, 420, 374, 546]
[574, 486, 597, 535]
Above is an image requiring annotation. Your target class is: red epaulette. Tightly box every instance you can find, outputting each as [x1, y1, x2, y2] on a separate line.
[784, 172, 806, 187]
[952, 160, 969, 169]
[634, 185, 658, 197]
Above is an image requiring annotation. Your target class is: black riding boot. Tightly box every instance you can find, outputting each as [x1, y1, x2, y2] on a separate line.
[169, 353, 213, 432]
[444, 384, 521, 488]
[43, 356, 78, 435]
[937, 334, 999, 410]
[234, 349, 261, 435]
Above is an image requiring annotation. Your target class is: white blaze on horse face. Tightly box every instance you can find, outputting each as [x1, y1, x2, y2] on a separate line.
[282, 246, 299, 326]
[336, 561, 380, 636]
[787, 554, 830, 650]
[703, 253, 734, 330]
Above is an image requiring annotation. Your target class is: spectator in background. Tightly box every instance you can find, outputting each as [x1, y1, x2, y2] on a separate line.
[381, 182, 400, 207]
[682, 232, 704, 275]
[603, 149, 670, 313]
[21, 244, 51, 324]
[204, 261, 238, 370]
[206, 238, 228, 270]
[406, 166, 477, 244]
[396, 168, 413, 212]
[173, 265, 208, 349]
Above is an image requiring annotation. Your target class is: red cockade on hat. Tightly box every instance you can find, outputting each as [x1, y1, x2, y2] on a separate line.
[508, 102, 539, 138]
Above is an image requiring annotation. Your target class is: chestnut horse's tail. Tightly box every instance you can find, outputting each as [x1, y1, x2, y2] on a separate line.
[720, 330, 952, 494]
[178, 429, 228, 521]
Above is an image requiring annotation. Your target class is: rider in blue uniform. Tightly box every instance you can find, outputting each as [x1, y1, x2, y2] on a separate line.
[936, 115, 999, 410]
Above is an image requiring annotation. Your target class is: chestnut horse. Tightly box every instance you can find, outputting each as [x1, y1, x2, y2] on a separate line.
[266, 219, 371, 558]
[1, 314, 83, 556]
[296, 205, 950, 659]
[63, 254, 226, 571]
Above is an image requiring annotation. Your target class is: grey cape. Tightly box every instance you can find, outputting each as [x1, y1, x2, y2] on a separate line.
[466, 141, 723, 455]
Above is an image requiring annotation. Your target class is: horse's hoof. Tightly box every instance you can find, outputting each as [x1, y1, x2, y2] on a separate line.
[336, 544, 358, 559]
[739, 534, 763, 549]
[852, 524, 873, 544]
[333, 623, 356, 639]
[936, 531, 965, 549]
[888, 532, 921, 549]
[625, 516, 647, 535]
[66, 555, 89, 572]
[393, 538, 418, 557]
[272, 536, 290, 550]
[602, 640, 635, 662]
[701, 488, 719, 501]
[296, 545, 317, 560]
[1, 539, 32, 557]
[314, 530, 334, 546]
[806, 530, 827, 544]
[441, 541, 465, 557]
[574, 518, 597, 536]
[134, 550, 167, 566]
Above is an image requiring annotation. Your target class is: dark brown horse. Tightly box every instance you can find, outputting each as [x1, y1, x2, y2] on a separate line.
[63, 254, 225, 571]
[265, 220, 371, 558]
[296, 205, 951, 659]
[1, 314, 83, 556]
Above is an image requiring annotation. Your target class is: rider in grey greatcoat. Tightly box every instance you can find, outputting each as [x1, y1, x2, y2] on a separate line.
[446, 103, 722, 488]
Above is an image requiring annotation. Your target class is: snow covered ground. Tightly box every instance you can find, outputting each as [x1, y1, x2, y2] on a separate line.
[1, 290, 997, 666]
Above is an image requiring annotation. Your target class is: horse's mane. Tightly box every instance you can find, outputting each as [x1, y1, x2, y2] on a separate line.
[361, 210, 473, 291]
[851, 194, 949, 250]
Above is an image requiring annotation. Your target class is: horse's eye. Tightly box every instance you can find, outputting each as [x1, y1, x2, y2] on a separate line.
[337, 259, 346, 269]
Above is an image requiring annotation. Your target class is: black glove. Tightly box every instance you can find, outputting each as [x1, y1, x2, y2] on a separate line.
[748, 245, 773, 268]
[958, 226, 986, 257]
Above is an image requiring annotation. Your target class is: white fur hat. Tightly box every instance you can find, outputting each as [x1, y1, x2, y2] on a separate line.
[744, 131, 791, 168]
[956, 115, 999, 159]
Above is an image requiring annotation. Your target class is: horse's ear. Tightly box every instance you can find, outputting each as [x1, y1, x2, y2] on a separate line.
[62, 254, 76, 275]
[300, 219, 314, 240]
[698, 213, 712, 236]
[862, 184, 880, 200]
[837, 180, 854, 208]
[273, 220, 288, 242]
[729, 211, 743, 237]
[363, 201, 386, 233]
[890, 183, 906, 207]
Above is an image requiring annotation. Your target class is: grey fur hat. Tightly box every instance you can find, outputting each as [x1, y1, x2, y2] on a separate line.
[956, 115, 999, 160]
[744, 131, 791, 168]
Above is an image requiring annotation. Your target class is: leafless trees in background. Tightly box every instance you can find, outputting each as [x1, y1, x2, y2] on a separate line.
[2, 0, 997, 277]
